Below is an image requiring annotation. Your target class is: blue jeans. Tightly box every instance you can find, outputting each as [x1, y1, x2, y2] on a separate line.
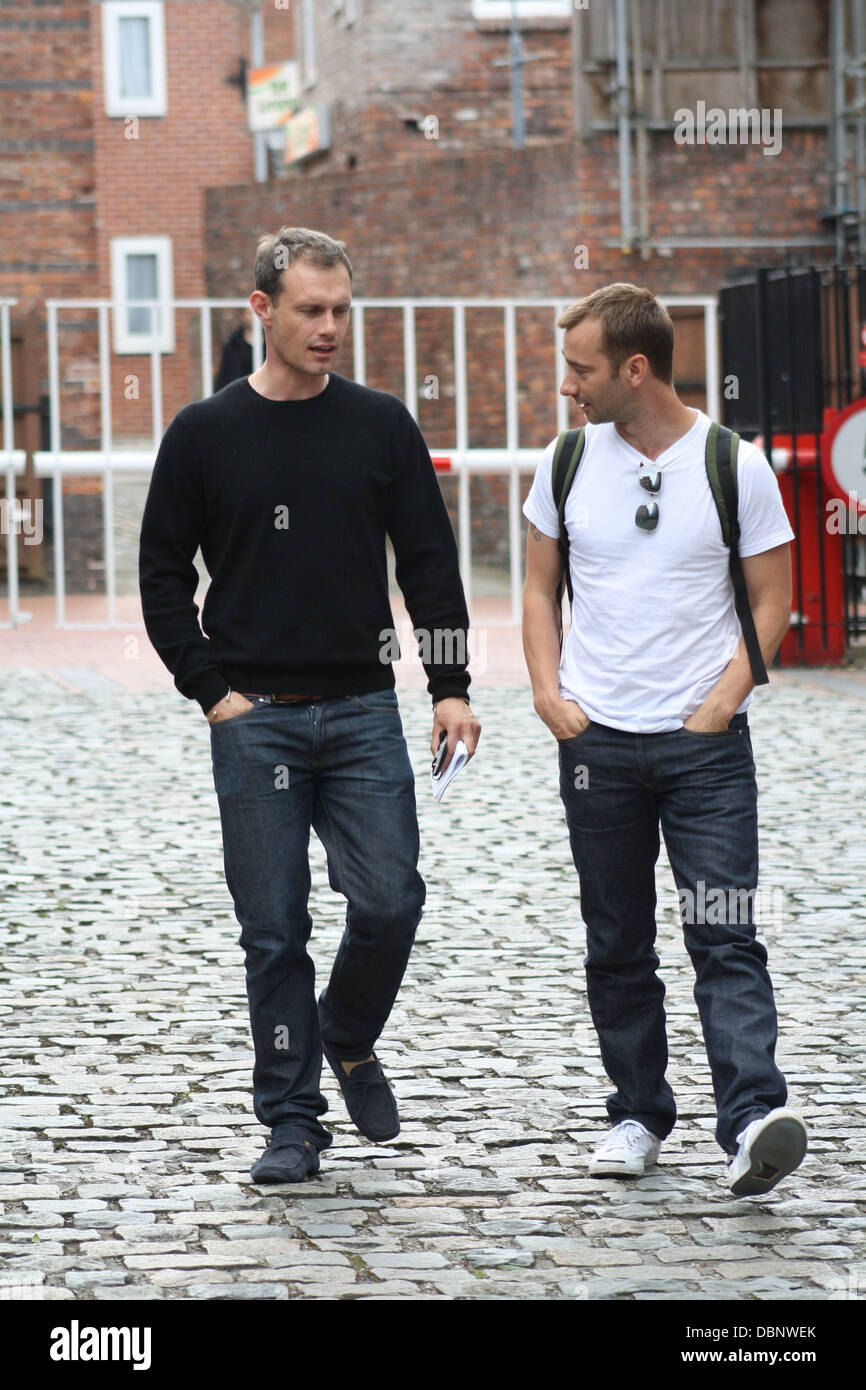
[209, 690, 425, 1148]
[558, 713, 787, 1154]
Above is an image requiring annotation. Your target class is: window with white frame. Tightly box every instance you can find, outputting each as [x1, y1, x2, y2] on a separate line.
[471, 1, 572, 20]
[102, 1, 167, 116]
[110, 237, 174, 354]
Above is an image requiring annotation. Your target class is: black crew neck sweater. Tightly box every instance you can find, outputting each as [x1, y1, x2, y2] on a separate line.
[139, 373, 471, 714]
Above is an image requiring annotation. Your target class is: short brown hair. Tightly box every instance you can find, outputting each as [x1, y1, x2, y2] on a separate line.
[254, 226, 353, 301]
[557, 284, 674, 384]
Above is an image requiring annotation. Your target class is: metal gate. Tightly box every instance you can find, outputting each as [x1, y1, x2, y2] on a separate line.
[720, 263, 866, 658]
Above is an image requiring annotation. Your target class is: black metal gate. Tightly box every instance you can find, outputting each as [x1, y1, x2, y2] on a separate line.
[719, 263, 866, 655]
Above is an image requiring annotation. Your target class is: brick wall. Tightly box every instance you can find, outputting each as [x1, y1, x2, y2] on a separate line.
[92, 0, 258, 439]
[206, 129, 831, 411]
[1, 1, 272, 595]
[0, 0, 96, 309]
[0, 0, 99, 584]
[274, 0, 573, 181]
[0, 0, 98, 448]
[573, 131, 832, 281]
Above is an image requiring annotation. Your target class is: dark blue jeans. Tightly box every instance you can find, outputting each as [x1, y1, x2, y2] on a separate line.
[558, 713, 787, 1154]
[209, 690, 425, 1149]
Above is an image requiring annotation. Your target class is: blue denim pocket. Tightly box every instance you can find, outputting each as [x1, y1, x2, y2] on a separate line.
[680, 712, 749, 738]
[209, 700, 265, 733]
[557, 721, 594, 746]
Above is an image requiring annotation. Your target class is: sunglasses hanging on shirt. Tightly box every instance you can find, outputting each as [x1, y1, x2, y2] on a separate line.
[636, 461, 662, 532]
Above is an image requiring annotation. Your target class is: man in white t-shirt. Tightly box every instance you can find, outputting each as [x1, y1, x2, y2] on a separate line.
[522, 283, 807, 1197]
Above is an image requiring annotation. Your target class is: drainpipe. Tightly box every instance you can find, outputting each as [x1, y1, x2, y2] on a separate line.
[251, 4, 267, 183]
[630, 0, 650, 258]
[509, 0, 526, 149]
[615, 0, 633, 251]
[852, 0, 866, 261]
[830, 0, 847, 261]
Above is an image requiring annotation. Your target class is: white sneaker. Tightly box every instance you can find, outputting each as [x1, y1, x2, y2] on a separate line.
[589, 1120, 661, 1176]
[727, 1108, 807, 1197]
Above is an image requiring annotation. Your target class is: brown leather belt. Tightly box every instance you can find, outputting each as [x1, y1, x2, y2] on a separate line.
[241, 693, 324, 703]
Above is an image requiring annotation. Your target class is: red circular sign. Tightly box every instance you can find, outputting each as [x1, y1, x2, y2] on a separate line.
[822, 395, 866, 508]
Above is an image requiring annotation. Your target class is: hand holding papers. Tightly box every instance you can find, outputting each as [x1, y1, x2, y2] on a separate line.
[431, 738, 468, 801]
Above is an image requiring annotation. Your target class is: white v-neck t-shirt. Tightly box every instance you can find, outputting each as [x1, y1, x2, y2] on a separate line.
[522, 410, 794, 733]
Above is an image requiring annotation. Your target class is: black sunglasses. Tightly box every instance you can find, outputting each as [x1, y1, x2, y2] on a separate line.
[636, 462, 661, 532]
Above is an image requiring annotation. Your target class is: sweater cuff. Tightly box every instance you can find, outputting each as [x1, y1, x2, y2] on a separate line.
[429, 678, 471, 706]
[192, 672, 233, 717]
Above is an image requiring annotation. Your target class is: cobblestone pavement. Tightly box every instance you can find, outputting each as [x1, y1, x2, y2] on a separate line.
[0, 670, 864, 1302]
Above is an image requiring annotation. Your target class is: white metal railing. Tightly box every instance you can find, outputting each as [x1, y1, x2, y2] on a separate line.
[0, 298, 29, 628]
[3, 295, 720, 628]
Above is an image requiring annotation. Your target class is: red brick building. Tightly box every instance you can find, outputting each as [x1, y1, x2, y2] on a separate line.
[207, 0, 835, 307]
[0, 1, 293, 588]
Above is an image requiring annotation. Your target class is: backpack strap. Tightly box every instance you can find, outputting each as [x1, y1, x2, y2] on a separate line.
[705, 422, 769, 687]
[551, 426, 586, 611]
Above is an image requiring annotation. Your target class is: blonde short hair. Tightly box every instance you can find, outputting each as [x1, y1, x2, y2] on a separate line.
[558, 283, 674, 383]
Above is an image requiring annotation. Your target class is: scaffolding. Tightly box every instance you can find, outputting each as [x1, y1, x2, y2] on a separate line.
[829, 0, 866, 260]
[573, 0, 860, 259]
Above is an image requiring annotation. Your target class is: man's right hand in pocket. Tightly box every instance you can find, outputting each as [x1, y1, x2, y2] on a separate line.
[534, 693, 590, 741]
[206, 692, 254, 724]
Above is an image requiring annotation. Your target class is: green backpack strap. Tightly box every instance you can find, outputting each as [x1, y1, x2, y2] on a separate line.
[705, 422, 769, 686]
[551, 426, 586, 611]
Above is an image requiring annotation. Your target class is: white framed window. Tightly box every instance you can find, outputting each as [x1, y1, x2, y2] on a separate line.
[471, 1, 572, 19]
[102, 1, 167, 117]
[298, 0, 317, 87]
[110, 236, 174, 354]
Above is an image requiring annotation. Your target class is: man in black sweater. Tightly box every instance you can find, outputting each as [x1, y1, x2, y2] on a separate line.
[139, 227, 480, 1182]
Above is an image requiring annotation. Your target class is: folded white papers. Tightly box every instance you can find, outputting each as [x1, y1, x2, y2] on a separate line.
[431, 739, 468, 801]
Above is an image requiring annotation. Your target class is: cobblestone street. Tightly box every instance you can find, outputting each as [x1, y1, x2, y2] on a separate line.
[0, 665, 864, 1302]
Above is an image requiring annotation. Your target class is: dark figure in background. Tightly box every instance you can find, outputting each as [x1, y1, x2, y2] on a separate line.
[215, 312, 254, 392]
